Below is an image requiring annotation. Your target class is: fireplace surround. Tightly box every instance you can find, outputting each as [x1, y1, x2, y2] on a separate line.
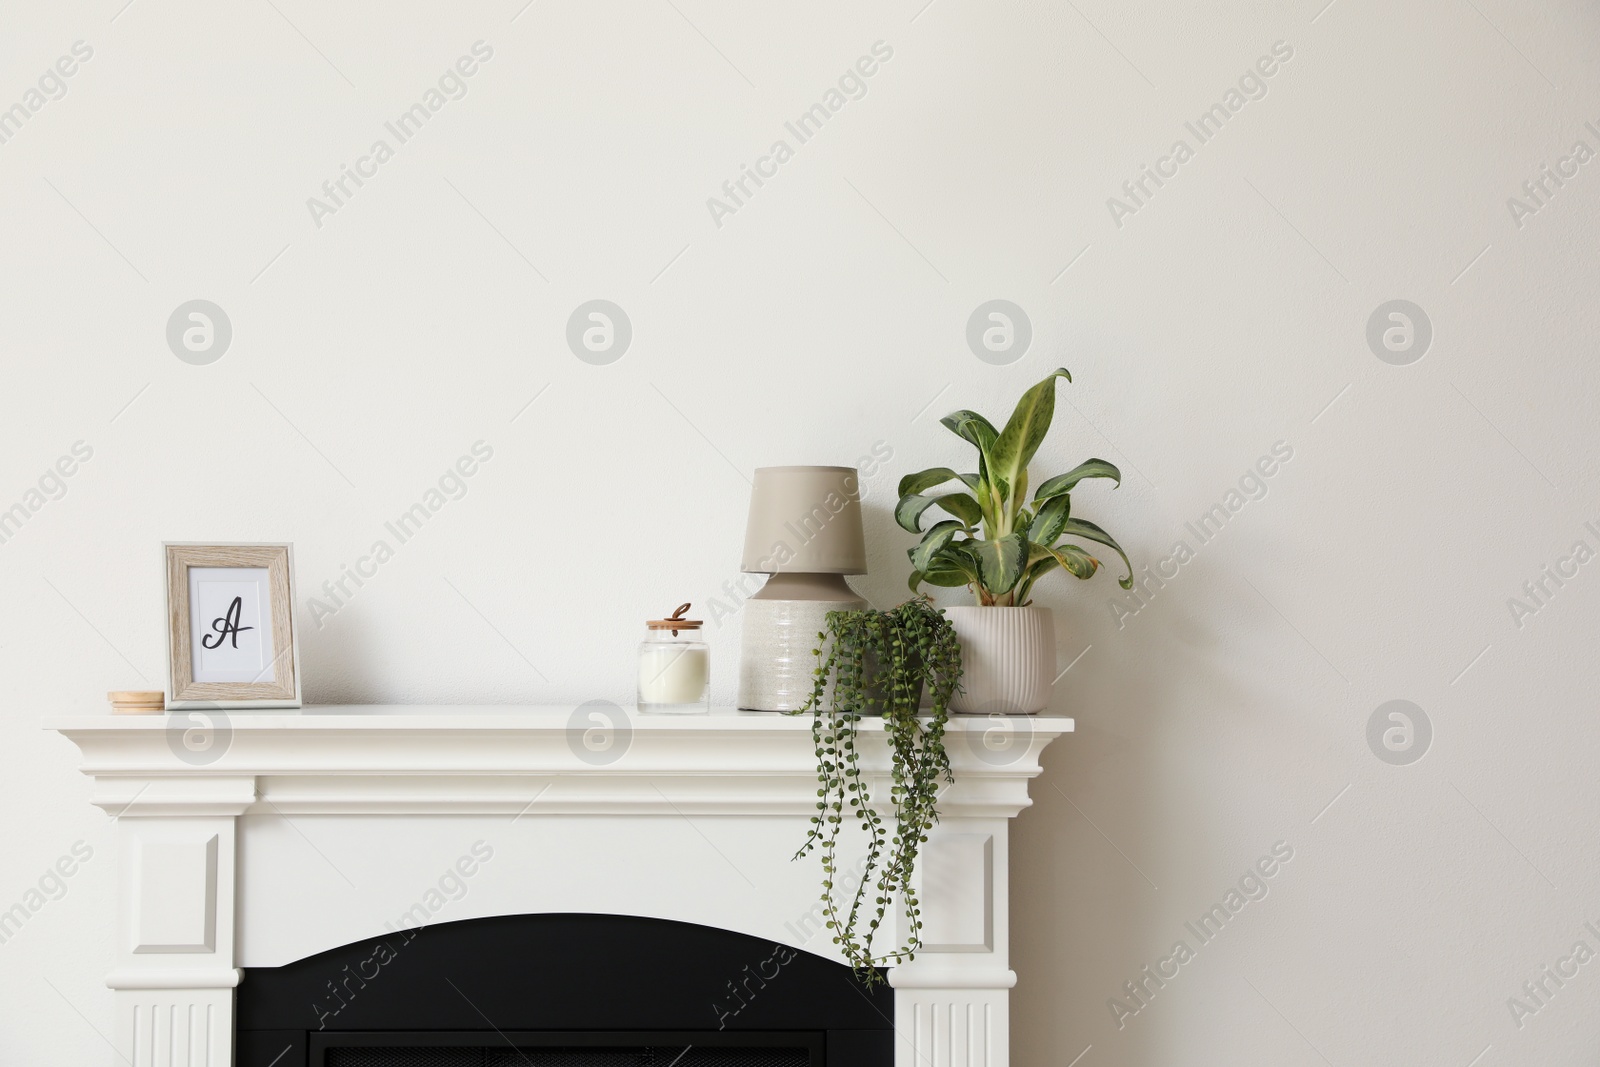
[51, 706, 1071, 1066]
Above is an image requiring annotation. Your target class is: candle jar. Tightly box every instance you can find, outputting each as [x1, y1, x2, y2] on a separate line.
[638, 603, 710, 714]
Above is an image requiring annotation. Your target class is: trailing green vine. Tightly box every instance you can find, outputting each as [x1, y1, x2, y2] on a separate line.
[792, 598, 961, 985]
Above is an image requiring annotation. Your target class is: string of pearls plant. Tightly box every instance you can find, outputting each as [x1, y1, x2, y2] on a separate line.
[792, 598, 961, 985]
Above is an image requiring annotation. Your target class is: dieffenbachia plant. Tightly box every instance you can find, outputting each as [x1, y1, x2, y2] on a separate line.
[898, 368, 1134, 606]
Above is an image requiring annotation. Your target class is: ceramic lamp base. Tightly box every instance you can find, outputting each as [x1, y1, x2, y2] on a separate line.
[737, 575, 867, 712]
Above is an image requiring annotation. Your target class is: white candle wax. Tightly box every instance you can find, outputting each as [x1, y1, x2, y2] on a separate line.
[638, 644, 709, 705]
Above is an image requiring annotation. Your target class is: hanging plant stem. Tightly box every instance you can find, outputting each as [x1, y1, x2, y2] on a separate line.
[792, 598, 960, 985]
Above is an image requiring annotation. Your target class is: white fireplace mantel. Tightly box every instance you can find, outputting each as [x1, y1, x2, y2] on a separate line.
[51, 705, 1071, 1067]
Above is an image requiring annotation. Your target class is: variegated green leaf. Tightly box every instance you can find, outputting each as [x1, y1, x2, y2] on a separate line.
[1033, 458, 1121, 503]
[1028, 494, 1071, 545]
[917, 562, 975, 590]
[910, 521, 964, 572]
[970, 533, 1028, 595]
[939, 410, 998, 450]
[895, 493, 937, 533]
[896, 491, 982, 533]
[1047, 542, 1100, 580]
[909, 551, 977, 591]
[933, 492, 982, 527]
[940, 410, 1001, 489]
[989, 368, 1070, 504]
[897, 467, 979, 497]
[1057, 517, 1133, 588]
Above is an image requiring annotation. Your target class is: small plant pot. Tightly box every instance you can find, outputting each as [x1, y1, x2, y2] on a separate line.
[812, 637, 923, 715]
[860, 647, 924, 715]
[944, 605, 1054, 715]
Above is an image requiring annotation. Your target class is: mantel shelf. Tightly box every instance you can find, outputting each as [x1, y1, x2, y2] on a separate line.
[48, 704, 1076, 732]
[49, 704, 1073, 820]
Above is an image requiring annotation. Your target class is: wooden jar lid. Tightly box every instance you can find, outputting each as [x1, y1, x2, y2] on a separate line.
[646, 602, 702, 632]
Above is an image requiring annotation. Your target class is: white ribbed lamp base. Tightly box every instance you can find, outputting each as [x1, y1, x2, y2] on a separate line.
[738, 595, 866, 711]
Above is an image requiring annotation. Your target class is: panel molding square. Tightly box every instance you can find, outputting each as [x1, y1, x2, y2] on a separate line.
[920, 832, 993, 952]
[132, 835, 218, 954]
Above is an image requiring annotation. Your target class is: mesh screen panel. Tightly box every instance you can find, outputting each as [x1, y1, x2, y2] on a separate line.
[327, 1052, 482, 1067]
[326, 1047, 809, 1067]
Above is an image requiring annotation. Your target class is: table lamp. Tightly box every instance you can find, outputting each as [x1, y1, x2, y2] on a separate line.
[737, 466, 869, 711]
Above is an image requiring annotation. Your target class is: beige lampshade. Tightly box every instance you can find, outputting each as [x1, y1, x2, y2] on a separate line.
[741, 466, 867, 574]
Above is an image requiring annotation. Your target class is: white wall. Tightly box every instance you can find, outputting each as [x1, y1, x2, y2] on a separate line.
[3, 0, 1598, 1062]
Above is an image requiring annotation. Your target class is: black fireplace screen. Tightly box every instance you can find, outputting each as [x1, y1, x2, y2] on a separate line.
[317, 1032, 817, 1067]
[237, 914, 892, 1067]
[323, 1040, 811, 1066]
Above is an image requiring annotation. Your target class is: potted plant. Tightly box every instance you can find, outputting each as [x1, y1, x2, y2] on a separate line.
[794, 599, 961, 984]
[897, 367, 1133, 714]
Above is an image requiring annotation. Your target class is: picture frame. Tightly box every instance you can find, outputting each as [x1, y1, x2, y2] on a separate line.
[164, 542, 301, 709]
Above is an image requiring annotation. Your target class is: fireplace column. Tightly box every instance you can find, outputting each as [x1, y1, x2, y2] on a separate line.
[96, 775, 255, 1067]
[890, 818, 1014, 1067]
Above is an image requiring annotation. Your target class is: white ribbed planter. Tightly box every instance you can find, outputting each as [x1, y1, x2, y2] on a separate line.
[945, 605, 1056, 715]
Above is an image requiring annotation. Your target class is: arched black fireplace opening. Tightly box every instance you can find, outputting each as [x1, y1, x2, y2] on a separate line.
[236, 913, 893, 1066]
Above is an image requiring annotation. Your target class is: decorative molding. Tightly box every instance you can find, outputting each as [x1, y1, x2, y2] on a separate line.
[107, 967, 243, 990]
[890, 964, 1018, 990]
[904, 996, 1005, 1067]
[53, 707, 1070, 819]
[122, 990, 232, 1067]
[92, 776, 257, 819]
[132, 835, 217, 953]
[920, 833, 994, 952]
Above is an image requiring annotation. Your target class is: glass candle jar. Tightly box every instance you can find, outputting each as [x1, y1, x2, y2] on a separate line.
[638, 603, 709, 713]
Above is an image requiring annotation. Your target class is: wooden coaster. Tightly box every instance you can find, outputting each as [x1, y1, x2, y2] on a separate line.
[108, 690, 165, 714]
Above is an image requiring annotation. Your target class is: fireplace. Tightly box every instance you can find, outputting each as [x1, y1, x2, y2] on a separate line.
[51, 706, 1070, 1066]
[235, 913, 892, 1066]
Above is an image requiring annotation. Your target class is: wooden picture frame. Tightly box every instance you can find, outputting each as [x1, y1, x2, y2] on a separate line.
[164, 542, 301, 709]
